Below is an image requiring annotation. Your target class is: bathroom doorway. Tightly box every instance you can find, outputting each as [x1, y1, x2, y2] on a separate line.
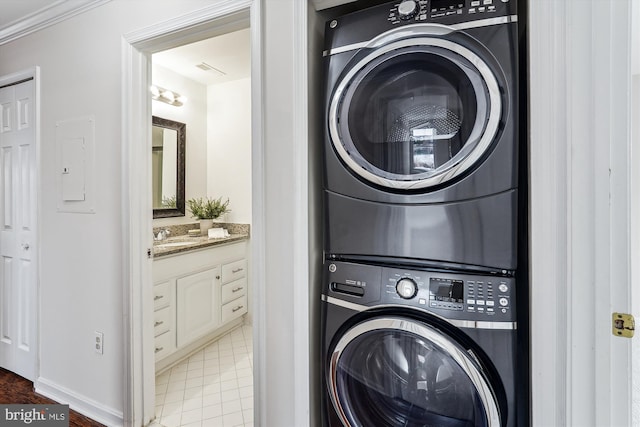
[150, 27, 254, 427]
[121, 2, 263, 426]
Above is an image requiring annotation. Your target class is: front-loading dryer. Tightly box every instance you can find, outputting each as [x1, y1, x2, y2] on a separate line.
[321, 260, 520, 427]
[323, 0, 521, 271]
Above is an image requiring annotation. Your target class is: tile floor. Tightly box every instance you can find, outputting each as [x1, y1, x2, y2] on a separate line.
[154, 324, 253, 427]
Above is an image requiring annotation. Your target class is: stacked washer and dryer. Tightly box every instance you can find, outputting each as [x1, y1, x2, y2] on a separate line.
[320, 1, 527, 426]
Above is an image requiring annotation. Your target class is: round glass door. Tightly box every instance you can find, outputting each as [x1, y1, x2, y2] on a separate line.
[328, 37, 502, 190]
[327, 317, 501, 427]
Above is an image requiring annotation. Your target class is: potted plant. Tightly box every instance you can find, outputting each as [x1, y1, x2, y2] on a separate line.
[187, 196, 231, 234]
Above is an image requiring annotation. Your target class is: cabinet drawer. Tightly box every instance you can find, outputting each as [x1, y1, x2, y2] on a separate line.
[154, 281, 171, 311]
[221, 259, 246, 284]
[154, 306, 171, 337]
[221, 294, 247, 324]
[154, 330, 173, 361]
[221, 278, 247, 305]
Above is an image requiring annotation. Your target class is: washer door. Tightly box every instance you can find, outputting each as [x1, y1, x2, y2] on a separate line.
[328, 317, 501, 427]
[328, 35, 502, 190]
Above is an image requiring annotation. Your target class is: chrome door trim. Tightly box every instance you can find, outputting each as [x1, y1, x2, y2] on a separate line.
[328, 317, 501, 427]
[322, 294, 517, 330]
[323, 16, 518, 57]
[452, 15, 518, 31]
[328, 36, 502, 190]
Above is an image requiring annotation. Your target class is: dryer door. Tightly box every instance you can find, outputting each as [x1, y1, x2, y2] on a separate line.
[327, 317, 501, 427]
[329, 35, 502, 191]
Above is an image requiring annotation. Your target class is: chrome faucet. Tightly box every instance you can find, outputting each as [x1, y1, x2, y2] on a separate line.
[154, 229, 171, 241]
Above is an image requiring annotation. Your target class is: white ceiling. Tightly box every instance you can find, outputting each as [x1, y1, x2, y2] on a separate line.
[152, 28, 251, 86]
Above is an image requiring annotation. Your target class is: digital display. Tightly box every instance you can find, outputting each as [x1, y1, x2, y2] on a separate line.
[431, 0, 465, 11]
[430, 278, 464, 303]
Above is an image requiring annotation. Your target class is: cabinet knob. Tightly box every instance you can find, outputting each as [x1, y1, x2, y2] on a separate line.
[232, 287, 243, 293]
[232, 305, 244, 313]
[154, 321, 164, 327]
[155, 347, 164, 353]
[216, 275, 221, 280]
[154, 295, 164, 301]
[232, 268, 243, 274]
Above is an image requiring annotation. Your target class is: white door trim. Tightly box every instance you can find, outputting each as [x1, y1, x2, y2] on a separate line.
[529, 0, 634, 425]
[630, 2, 640, 424]
[121, 2, 259, 425]
[528, 1, 569, 422]
[293, 1, 310, 424]
[0, 67, 40, 383]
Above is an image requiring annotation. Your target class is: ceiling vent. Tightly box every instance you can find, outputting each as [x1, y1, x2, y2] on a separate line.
[195, 62, 226, 76]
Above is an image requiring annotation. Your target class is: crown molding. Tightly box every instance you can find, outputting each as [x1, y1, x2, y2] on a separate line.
[0, 0, 112, 46]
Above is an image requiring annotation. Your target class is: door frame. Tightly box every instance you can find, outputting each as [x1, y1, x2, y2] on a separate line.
[529, 0, 634, 425]
[120, 2, 260, 425]
[0, 66, 41, 382]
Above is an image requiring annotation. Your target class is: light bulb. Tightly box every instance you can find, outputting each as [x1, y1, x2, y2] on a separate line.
[161, 90, 175, 102]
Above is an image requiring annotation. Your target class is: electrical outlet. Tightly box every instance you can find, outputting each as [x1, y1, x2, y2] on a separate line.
[94, 331, 104, 354]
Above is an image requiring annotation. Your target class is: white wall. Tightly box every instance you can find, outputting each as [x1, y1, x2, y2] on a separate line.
[152, 63, 208, 226]
[0, 0, 221, 424]
[206, 77, 252, 224]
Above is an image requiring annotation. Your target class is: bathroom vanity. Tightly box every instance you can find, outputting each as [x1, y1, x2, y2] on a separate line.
[152, 224, 249, 372]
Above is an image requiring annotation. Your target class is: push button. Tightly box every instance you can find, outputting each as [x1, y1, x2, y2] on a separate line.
[499, 297, 509, 307]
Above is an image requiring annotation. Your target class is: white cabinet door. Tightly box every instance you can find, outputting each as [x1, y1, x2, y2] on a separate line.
[176, 267, 220, 347]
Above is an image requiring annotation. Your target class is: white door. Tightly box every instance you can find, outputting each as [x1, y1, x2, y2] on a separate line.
[0, 79, 37, 381]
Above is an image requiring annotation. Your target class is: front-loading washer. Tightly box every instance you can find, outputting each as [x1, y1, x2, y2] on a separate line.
[323, 0, 521, 271]
[321, 260, 520, 427]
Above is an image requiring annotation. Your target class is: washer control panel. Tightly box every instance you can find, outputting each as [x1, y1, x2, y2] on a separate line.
[384, 269, 515, 321]
[324, 260, 516, 322]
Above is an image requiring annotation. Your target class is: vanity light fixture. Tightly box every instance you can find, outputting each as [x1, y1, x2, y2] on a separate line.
[150, 84, 186, 107]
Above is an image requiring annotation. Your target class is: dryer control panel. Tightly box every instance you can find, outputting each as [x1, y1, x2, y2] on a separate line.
[386, 0, 516, 26]
[324, 260, 516, 323]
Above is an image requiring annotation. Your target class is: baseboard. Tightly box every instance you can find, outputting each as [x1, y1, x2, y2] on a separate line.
[34, 377, 124, 427]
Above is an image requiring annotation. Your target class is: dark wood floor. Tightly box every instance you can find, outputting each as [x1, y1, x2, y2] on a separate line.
[0, 367, 105, 427]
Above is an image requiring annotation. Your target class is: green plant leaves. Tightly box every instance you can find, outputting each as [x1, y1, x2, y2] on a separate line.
[187, 196, 230, 219]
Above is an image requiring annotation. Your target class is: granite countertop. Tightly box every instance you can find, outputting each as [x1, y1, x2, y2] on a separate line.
[152, 223, 250, 259]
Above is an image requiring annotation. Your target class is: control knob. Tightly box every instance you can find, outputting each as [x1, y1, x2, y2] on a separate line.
[396, 278, 418, 299]
[397, 0, 419, 20]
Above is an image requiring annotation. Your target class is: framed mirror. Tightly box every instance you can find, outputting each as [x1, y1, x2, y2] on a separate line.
[152, 116, 186, 218]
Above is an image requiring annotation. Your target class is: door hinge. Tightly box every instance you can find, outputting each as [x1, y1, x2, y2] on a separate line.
[147, 248, 152, 259]
[612, 313, 635, 338]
